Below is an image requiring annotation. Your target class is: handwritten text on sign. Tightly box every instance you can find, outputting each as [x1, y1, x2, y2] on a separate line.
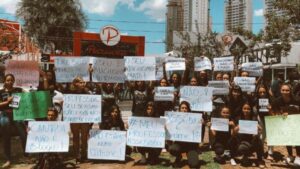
[91, 57, 125, 83]
[265, 115, 300, 146]
[165, 112, 202, 143]
[208, 81, 230, 95]
[127, 117, 166, 148]
[165, 58, 186, 71]
[25, 122, 70, 153]
[238, 120, 258, 135]
[5, 60, 39, 87]
[213, 56, 234, 71]
[259, 99, 269, 112]
[63, 94, 102, 123]
[54, 57, 90, 83]
[211, 118, 229, 132]
[88, 130, 126, 161]
[124, 57, 156, 81]
[180, 86, 213, 112]
[241, 62, 263, 77]
[154, 87, 175, 101]
[194, 57, 212, 71]
[234, 77, 256, 92]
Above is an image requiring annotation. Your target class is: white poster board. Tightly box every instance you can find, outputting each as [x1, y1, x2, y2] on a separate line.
[241, 62, 263, 77]
[127, 117, 166, 148]
[165, 112, 202, 143]
[239, 120, 258, 135]
[88, 129, 126, 161]
[211, 118, 229, 132]
[234, 77, 256, 92]
[180, 86, 213, 112]
[26, 121, 70, 153]
[91, 57, 125, 83]
[124, 57, 156, 81]
[63, 94, 102, 123]
[54, 57, 90, 83]
[154, 87, 175, 101]
[165, 58, 186, 71]
[213, 56, 234, 71]
[259, 99, 269, 112]
[208, 81, 230, 95]
[194, 57, 212, 71]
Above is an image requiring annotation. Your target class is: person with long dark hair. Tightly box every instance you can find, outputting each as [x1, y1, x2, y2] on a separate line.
[271, 83, 300, 166]
[0, 74, 27, 168]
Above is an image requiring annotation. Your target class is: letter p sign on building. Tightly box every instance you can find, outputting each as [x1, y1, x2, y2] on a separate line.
[100, 25, 121, 46]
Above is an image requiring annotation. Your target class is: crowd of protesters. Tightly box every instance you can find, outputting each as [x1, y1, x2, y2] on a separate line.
[0, 60, 300, 169]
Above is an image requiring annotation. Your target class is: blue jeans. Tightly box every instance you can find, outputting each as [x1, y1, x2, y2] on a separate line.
[0, 111, 27, 161]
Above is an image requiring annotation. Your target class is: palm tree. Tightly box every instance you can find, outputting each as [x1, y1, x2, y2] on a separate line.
[16, 0, 87, 53]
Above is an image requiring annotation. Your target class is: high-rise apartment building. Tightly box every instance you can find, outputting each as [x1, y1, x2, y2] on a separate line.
[183, 0, 209, 34]
[166, 0, 184, 51]
[224, 0, 252, 32]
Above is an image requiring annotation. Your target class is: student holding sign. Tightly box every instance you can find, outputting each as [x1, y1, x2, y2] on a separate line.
[210, 106, 237, 166]
[271, 83, 300, 166]
[232, 102, 265, 168]
[137, 102, 162, 165]
[0, 74, 27, 168]
[153, 78, 174, 117]
[167, 101, 200, 168]
[66, 76, 91, 163]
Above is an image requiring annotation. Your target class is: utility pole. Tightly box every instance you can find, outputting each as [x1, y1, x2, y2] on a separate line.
[207, 0, 211, 35]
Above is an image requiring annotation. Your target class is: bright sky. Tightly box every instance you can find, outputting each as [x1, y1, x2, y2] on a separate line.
[0, 0, 265, 55]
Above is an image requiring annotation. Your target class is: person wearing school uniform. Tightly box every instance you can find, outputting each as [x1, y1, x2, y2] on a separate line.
[100, 104, 132, 159]
[66, 76, 91, 163]
[271, 83, 300, 166]
[0, 74, 27, 168]
[137, 102, 162, 165]
[233, 102, 265, 168]
[153, 78, 174, 117]
[167, 101, 200, 168]
[210, 105, 238, 166]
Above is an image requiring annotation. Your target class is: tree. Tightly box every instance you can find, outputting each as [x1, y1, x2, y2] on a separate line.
[16, 0, 87, 53]
[264, 0, 300, 56]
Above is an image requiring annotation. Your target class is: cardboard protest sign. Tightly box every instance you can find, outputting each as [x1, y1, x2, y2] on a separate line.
[26, 121, 70, 153]
[234, 77, 256, 92]
[266, 115, 300, 145]
[180, 86, 213, 112]
[194, 57, 212, 71]
[208, 81, 230, 95]
[211, 118, 229, 132]
[88, 129, 126, 161]
[239, 120, 258, 135]
[213, 56, 234, 71]
[91, 57, 125, 83]
[63, 94, 102, 123]
[124, 57, 156, 81]
[13, 91, 51, 120]
[54, 57, 90, 83]
[5, 60, 39, 87]
[154, 87, 174, 101]
[165, 112, 202, 143]
[127, 117, 166, 148]
[165, 58, 185, 71]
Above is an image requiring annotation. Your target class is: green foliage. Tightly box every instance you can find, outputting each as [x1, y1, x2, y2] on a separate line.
[16, 0, 87, 52]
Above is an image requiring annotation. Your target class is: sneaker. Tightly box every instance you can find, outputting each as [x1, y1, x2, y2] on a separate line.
[266, 154, 273, 161]
[138, 155, 147, 165]
[230, 158, 237, 166]
[257, 160, 266, 168]
[285, 156, 293, 164]
[2, 161, 11, 168]
[294, 156, 300, 166]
